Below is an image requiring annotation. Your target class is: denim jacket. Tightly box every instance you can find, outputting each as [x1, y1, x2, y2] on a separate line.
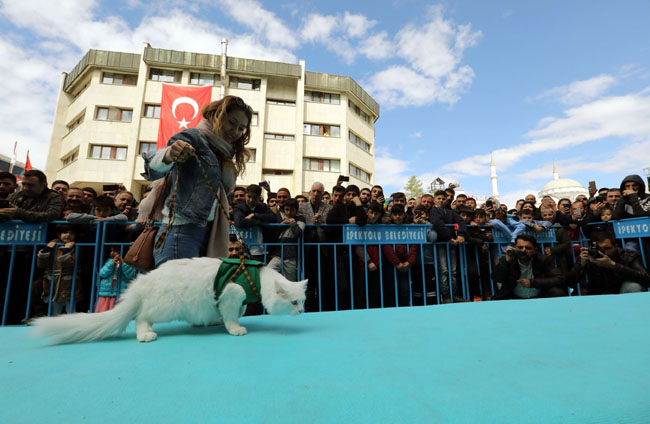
[143, 128, 222, 227]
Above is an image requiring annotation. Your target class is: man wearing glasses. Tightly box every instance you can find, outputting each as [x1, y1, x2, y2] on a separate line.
[491, 234, 565, 300]
[567, 231, 650, 295]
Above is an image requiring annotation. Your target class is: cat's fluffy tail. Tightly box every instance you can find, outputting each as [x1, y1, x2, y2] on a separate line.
[31, 291, 141, 345]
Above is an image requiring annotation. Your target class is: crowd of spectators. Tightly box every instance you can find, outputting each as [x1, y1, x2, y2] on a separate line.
[1, 169, 649, 323]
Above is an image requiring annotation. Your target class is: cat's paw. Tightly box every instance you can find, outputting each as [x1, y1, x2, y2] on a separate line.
[137, 331, 158, 342]
[228, 326, 248, 336]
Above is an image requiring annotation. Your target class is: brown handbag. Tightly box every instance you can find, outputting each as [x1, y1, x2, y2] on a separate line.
[124, 172, 176, 272]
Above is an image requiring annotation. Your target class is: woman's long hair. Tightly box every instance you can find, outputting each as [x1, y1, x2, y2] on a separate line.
[201, 96, 253, 177]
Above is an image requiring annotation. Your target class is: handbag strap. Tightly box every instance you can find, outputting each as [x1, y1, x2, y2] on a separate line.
[153, 167, 180, 250]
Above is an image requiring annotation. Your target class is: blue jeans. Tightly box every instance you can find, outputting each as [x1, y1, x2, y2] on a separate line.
[154, 223, 210, 267]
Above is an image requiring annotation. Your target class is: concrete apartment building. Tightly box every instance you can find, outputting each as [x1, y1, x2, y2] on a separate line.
[45, 43, 379, 199]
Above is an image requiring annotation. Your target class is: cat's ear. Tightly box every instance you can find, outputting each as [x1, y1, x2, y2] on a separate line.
[298, 279, 308, 292]
[274, 281, 288, 295]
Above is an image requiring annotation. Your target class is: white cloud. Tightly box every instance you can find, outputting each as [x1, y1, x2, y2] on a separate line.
[365, 5, 481, 108]
[534, 74, 618, 105]
[220, 0, 299, 49]
[440, 89, 650, 178]
[410, 131, 422, 138]
[300, 13, 338, 42]
[357, 31, 393, 60]
[374, 149, 411, 190]
[342, 11, 377, 38]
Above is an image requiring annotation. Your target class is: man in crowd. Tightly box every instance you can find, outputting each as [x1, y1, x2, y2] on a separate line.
[295, 194, 308, 205]
[567, 231, 650, 295]
[233, 184, 276, 262]
[232, 186, 246, 205]
[491, 234, 565, 300]
[0, 170, 64, 222]
[613, 174, 650, 219]
[297, 182, 332, 311]
[227, 234, 242, 259]
[82, 187, 97, 208]
[115, 191, 136, 221]
[429, 190, 467, 303]
[465, 197, 477, 210]
[359, 187, 371, 206]
[266, 193, 277, 208]
[0, 171, 17, 200]
[606, 188, 621, 209]
[455, 194, 467, 209]
[525, 194, 537, 206]
[331, 185, 345, 206]
[51, 180, 69, 201]
[419, 194, 434, 214]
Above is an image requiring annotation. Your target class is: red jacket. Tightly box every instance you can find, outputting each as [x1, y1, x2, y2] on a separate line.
[381, 244, 417, 266]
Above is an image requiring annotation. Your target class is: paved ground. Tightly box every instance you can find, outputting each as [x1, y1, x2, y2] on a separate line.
[1, 293, 649, 423]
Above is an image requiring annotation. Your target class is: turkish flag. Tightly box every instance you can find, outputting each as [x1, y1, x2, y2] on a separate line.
[157, 84, 213, 149]
[25, 150, 32, 171]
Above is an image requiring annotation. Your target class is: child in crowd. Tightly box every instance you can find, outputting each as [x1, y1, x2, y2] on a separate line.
[95, 247, 137, 313]
[268, 199, 304, 282]
[411, 205, 438, 305]
[381, 204, 417, 307]
[67, 195, 127, 224]
[463, 208, 493, 299]
[354, 200, 385, 308]
[510, 209, 552, 244]
[37, 225, 83, 316]
[540, 207, 572, 272]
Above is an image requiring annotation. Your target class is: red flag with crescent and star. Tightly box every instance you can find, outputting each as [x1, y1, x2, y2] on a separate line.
[157, 84, 213, 149]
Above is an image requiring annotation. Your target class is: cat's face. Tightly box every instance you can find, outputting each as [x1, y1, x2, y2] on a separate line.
[270, 279, 307, 315]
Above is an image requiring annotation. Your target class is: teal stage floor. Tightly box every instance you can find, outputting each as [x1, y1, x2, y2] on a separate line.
[1, 293, 649, 423]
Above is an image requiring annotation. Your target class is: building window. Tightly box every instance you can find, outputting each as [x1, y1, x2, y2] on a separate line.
[348, 100, 372, 124]
[143, 104, 161, 119]
[349, 163, 371, 183]
[61, 151, 78, 167]
[349, 131, 371, 153]
[229, 76, 261, 90]
[101, 72, 137, 86]
[267, 99, 295, 106]
[89, 145, 127, 160]
[251, 112, 258, 126]
[262, 169, 293, 176]
[305, 91, 340, 105]
[96, 107, 133, 122]
[264, 133, 295, 141]
[303, 158, 340, 172]
[247, 148, 256, 163]
[66, 114, 85, 133]
[139, 142, 157, 155]
[190, 72, 220, 86]
[303, 123, 340, 137]
[149, 68, 182, 83]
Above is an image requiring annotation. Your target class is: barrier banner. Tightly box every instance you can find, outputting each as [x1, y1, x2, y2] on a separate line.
[0, 222, 47, 245]
[230, 226, 260, 247]
[613, 217, 650, 239]
[343, 225, 427, 245]
[491, 227, 557, 244]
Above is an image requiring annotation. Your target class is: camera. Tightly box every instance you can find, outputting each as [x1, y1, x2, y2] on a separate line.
[485, 200, 493, 208]
[588, 241, 602, 258]
[103, 184, 119, 192]
[507, 249, 527, 259]
[595, 195, 606, 203]
[338, 175, 350, 182]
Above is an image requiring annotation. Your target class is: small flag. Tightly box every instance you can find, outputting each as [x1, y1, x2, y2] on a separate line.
[25, 150, 32, 171]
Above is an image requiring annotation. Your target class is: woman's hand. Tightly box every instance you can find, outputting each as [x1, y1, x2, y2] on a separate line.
[163, 140, 195, 164]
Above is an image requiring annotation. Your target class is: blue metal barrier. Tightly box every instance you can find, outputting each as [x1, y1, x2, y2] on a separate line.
[2, 217, 649, 324]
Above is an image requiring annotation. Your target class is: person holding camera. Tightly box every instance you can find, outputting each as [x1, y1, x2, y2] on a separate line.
[490, 234, 565, 300]
[566, 231, 650, 295]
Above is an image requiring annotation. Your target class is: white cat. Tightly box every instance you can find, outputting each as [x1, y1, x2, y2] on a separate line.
[31, 257, 307, 344]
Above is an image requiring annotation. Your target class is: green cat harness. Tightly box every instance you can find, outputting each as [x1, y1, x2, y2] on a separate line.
[213, 258, 264, 305]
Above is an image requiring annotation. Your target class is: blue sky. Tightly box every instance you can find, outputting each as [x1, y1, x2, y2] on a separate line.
[1, 0, 650, 206]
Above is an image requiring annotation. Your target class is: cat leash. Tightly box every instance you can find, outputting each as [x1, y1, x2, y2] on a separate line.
[186, 149, 260, 299]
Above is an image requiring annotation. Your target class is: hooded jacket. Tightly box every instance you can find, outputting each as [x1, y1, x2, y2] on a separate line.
[613, 174, 650, 219]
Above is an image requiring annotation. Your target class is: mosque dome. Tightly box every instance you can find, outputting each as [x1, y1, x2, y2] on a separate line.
[538, 175, 587, 203]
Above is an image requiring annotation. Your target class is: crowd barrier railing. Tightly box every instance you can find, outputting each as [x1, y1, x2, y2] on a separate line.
[1, 217, 649, 324]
